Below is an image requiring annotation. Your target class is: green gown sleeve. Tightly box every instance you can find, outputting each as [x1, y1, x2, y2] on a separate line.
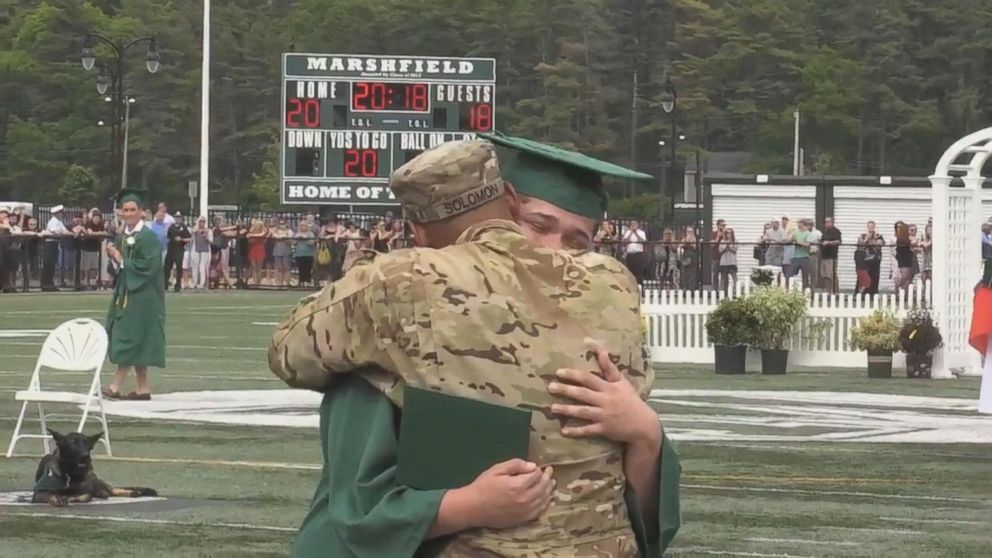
[624, 433, 681, 556]
[293, 375, 448, 558]
[119, 229, 162, 293]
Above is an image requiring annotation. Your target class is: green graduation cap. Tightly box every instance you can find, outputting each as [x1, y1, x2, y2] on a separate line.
[479, 131, 654, 219]
[115, 188, 147, 209]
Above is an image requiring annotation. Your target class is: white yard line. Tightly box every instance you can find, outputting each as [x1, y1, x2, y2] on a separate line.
[0, 310, 103, 315]
[688, 442, 992, 460]
[0, 454, 321, 470]
[878, 516, 985, 526]
[745, 538, 857, 547]
[683, 484, 986, 504]
[670, 548, 814, 558]
[180, 305, 294, 311]
[167, 345, 266, 352]
[0, 330, 50, 338]
[167, 357, 264, 363]
[5, 512, 297, 532]
[0, 371, 275, 381]
[252, 322, 278, 326]
[823, 526, 925, 536]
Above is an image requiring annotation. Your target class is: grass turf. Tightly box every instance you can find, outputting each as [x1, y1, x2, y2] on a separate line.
[0, 291, 989, 557]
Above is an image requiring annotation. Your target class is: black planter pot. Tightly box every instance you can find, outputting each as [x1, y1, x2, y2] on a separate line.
[906, 353, 933, 379]
[867, 350, 893, 378]
[760, 349, 789, 375]
[714, 344, 747, 375]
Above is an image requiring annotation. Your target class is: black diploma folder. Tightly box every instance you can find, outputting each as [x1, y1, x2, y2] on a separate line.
[397, 386, 532, 490]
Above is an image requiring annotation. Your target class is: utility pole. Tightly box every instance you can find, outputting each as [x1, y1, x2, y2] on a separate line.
[793, 110, 801, 176]
[199, 0, 211, 220]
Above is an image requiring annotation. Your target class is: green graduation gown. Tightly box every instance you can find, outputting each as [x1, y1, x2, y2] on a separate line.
[293, 375, 680, 557]
[106, 224, 166, 368]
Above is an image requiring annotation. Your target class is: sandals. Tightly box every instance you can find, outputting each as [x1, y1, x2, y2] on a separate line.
[101, 388, 151, 401]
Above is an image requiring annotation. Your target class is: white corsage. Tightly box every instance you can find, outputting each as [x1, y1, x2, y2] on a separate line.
[125, 236, 136, 246]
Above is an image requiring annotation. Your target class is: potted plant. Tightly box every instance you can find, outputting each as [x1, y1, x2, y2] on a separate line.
[750, 268, 774, 287]
[898, 307, 943, 379]
[705, 296, 758, 375]
[748, 287, 808, 375]
[850, 308, 901, 378]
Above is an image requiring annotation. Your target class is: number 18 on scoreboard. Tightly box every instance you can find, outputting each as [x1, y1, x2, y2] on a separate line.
[281, 54, 496, 205]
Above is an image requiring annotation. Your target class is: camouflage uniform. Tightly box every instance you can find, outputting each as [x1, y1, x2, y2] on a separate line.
[270, 140, 652, 557]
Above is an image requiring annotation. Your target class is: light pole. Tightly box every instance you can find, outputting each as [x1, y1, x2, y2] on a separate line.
[97, 95, 136, 190]
[659, 77, 681, 223]
[81, 32, 160, 196]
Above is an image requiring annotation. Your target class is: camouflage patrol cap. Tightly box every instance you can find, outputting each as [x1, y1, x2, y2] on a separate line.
[389, 139, 505, 223]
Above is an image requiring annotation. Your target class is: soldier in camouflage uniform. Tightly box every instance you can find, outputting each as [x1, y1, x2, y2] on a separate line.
[271, 139, 656, 556]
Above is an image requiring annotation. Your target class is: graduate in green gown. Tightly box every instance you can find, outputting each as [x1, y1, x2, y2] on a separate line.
[104, 189, 166, 401]
[292, 136, 680, 557]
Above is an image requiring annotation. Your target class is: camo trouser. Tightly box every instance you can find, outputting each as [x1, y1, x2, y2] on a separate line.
[436, 534, 639, 557]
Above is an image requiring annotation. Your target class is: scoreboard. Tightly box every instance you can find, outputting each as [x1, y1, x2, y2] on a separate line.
[280, 53, 497, 205]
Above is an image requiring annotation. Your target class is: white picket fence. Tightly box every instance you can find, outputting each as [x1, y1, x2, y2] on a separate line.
[641, 279, 932, 369]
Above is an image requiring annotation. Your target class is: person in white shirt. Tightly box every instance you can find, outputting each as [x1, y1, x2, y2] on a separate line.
[806, 218, 822, 290]
[622, 219, 648, 284]
[41, 205, 68, 291]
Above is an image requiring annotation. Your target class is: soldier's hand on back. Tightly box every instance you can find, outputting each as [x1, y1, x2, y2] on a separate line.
[463, 458, 555, 529]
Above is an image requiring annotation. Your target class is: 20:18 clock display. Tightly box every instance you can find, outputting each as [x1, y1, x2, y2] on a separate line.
[352, 82, 429, 112]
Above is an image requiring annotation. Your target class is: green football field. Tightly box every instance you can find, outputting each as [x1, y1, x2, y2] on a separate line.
[0, 292, 989, 557]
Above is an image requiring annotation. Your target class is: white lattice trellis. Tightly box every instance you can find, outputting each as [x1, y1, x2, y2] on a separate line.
[930, 128, 991, 378]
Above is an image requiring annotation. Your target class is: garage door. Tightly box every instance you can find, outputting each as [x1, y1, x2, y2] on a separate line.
[711, 184, 816, 284]
[833, 186, 933, 292]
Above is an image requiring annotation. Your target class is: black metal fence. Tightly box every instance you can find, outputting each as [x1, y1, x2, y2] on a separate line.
[0, 231, 894, 295]
[2, 205, 964, 295]
[0, 231, 418, 293]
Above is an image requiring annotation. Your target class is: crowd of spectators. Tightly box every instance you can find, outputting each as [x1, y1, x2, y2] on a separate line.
[0, 203, 412, 292]
[594, 215, 991, 295]
[2, 203, 990, 294]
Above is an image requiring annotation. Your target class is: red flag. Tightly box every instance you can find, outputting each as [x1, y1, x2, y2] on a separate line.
[969, 286, 992, 357]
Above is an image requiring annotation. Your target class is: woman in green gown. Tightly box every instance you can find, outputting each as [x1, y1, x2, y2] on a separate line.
[103, 190, 166, 401]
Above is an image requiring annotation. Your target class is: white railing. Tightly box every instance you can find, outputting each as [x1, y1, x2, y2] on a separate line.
[641, 279, 932, 369]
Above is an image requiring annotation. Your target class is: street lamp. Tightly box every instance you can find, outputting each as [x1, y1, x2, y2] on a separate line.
[145, 39, 161, 74]
[95, 69, 111, 95]
[80, 32, 161, 195]
[660, 89, 675, 114]
[81, 44, 96, 71]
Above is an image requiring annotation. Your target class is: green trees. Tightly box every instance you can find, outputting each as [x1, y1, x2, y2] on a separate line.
[1, 0, 988, 209]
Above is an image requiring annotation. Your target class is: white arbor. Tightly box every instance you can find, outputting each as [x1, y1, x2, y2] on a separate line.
[930, 128, 991, 378]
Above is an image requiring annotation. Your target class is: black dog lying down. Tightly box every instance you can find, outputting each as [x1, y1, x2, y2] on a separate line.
[33, 429, 157, 507]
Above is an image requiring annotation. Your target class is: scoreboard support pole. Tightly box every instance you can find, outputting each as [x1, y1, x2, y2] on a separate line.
[198, 0, 211, 220]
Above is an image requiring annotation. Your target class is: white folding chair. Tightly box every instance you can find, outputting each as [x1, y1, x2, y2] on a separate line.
[5, 318, 113, 457]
